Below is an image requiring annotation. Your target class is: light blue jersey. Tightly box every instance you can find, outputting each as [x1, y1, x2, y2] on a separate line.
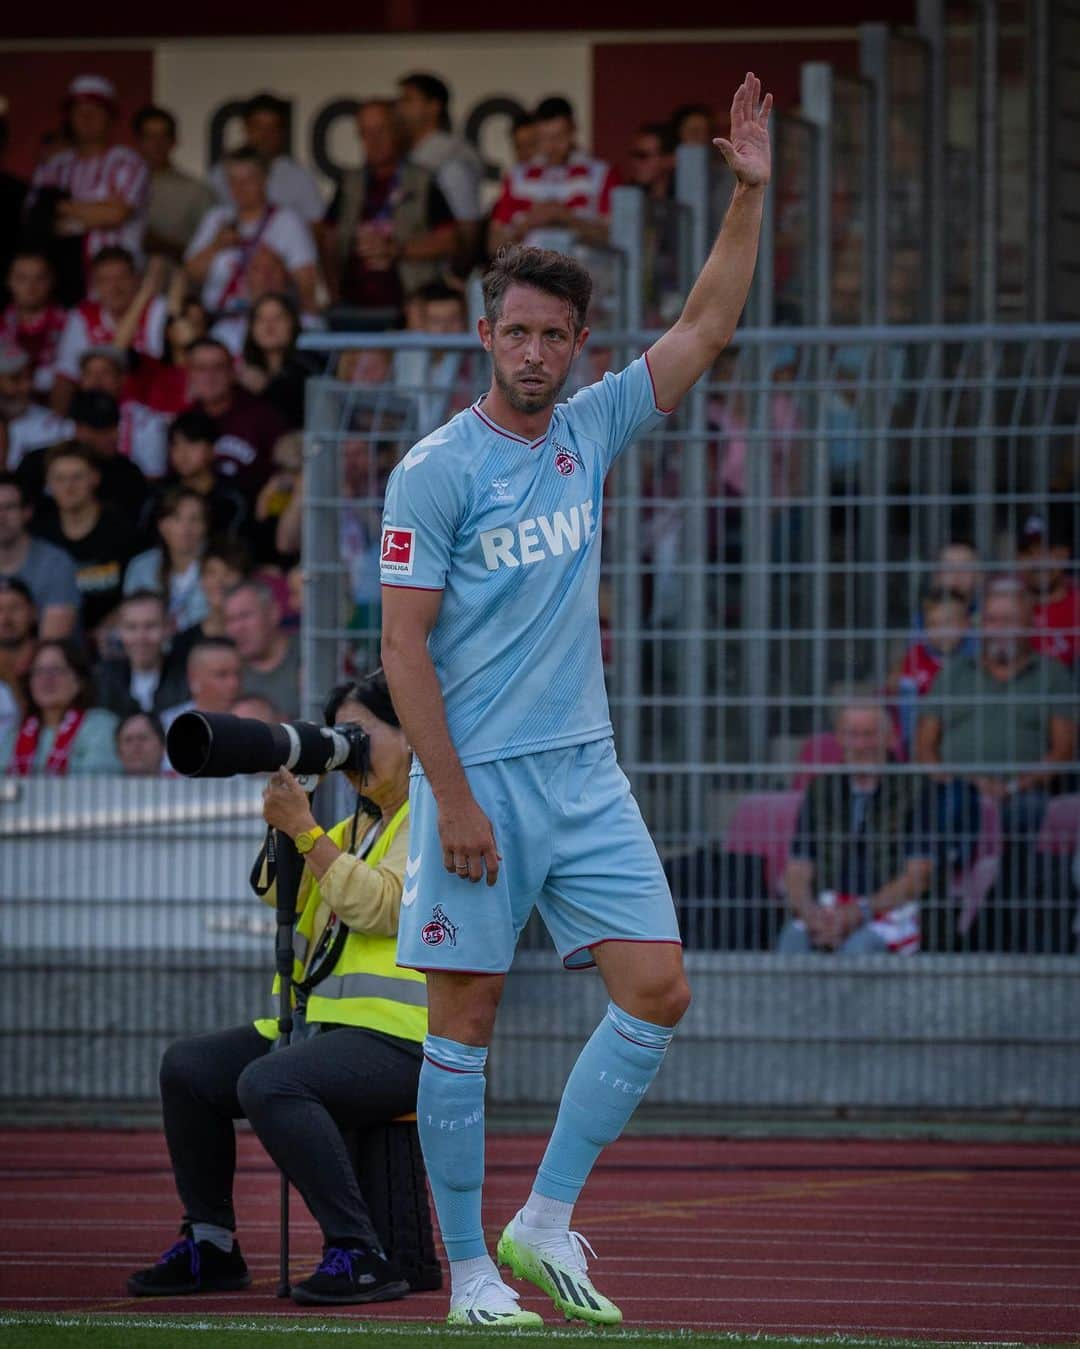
[380, 354, 671, 767]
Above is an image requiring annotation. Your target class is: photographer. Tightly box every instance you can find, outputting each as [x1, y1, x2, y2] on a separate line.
[128, 671, 426, 1306]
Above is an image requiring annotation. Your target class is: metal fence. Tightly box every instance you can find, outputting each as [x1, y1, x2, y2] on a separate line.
[3, 322, 1079, 1113]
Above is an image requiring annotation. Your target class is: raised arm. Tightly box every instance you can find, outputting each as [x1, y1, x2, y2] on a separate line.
[646, 72, 772, 413]
[381, 584, 500, 885]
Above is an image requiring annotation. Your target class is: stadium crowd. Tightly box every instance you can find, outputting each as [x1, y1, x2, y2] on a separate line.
[0, 72, 1075, 952]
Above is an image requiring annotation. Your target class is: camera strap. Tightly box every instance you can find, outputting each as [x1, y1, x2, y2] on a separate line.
[294, 816, 383, 995]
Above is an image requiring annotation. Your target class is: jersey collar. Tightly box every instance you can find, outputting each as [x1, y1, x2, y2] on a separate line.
[471, 398, 549, 450]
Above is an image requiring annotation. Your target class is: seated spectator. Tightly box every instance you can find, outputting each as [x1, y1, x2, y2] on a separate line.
[236, 292, 320, 429]
[51, 247, 168, 414]
[393, 281, 473, 432]
[776, 701, 933, 955]
[396, 72, 485, 267]
[133, 104, 216, 262]
[115, 708, 167, 776]
[626, 123, 680, 325]
[510, 111, 538, 165]
[170, 535, 254, 669]
[2, 251, 67, 395]
[0, 575, 36, 740]
[0, 344, 73, 470]
[124, 487, 210, 634]
[208, 244, 323, 358]
[157, 410, 248, 538]
[184, 338, 288, 494]
[186, 148, 318, 317]
[1018, 507, 1079, 668]
[160, 636, 242, 732]
[230, 692, 281, 724]
[209, 92, 324, 224]
[917, 579, 1077, 950]
[0, 472, 79, 638]
[28, 76, 149, 305]
[78, 346, 171, 481]
[627, 122, 676, 201]
[33, 442, 142, 638]
[921, 540, 982, 626]
[252, 431, 302, 565]
[1, 637, 120, 775]
[490, 97, 617, 252]
[223, 579, 300, 717]
[672, 103, 716, 145]
[322, 99, 455, 319]
[95, 589, 189, 718]
[889, 585, 971, 753]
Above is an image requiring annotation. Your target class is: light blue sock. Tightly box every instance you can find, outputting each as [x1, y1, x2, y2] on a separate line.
[534, 1002, 675, 1205]
[417, 1034, 489, 1262]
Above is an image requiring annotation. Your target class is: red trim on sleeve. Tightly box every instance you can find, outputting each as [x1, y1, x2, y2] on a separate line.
[643, 350, 677, 415]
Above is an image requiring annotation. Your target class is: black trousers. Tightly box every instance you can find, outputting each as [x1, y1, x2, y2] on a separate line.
[159, 1022, 421, 1249]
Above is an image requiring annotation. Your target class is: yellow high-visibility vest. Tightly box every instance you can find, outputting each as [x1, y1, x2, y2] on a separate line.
[254, 802, 426, 1043]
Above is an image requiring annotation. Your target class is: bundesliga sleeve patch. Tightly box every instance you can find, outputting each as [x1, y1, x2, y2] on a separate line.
[381, 526, 415, 576]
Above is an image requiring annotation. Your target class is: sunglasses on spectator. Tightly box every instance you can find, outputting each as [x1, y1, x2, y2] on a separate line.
[925, 586, 968, 605]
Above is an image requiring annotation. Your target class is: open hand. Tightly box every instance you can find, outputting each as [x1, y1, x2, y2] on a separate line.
[438, 790, 501, 886]
[714, 71, 772, 188]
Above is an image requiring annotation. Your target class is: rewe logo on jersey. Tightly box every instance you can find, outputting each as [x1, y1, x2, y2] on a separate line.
[381, 526, 415, 575]
[479, 499, 595, 571]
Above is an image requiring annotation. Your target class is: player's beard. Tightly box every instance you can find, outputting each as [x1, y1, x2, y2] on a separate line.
[492, 356, 570, 415]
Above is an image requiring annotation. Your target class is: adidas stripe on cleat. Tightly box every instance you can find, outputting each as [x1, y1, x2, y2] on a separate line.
[446, 1269, 544, 1328]
[497, 1211, 622, 1325]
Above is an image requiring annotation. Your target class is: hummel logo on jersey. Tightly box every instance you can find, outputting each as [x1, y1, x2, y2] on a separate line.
[380, 526, 415, 575]
[490, 477, 512, 503]
[480, 499, 595, 571]
[402, 853, 421, 907]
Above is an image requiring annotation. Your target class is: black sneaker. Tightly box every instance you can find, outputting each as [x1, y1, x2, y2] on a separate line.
[291, 1245, 409, 1305]
[127, 1230, 252, 1297]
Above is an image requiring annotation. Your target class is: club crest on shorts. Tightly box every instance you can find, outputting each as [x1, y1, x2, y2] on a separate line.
[421, 904, 458, 947]
[380, 526, 415, 575]
[553, 442, 584, 477]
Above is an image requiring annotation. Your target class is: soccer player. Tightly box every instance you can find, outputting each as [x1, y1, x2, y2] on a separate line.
[380, 73, 771, 1328]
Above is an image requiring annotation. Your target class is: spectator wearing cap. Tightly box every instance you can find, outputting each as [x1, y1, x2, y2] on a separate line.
[1, 637, 120, 775]
[0, 574, 37, 740]
[0, 472, 79, 639]
[396, 72, 485, 267]
[209, 93, 324, 224]
[47, 390, 148, 518]
[78, 346, 169, 481]
[156, 409, 248, 539]
[0, 343, 74, 471]
[95, 589, 189, 719]
[184, 338, 288, 494]
[33, 442, 142, 636]
[124, 486, 210, 634]
[2, 251, 67, 395]
[29, 76, 149, 295]
[51, 246, 169, 415]
[489, 96, 618, 253]
[115, 708, 167, 775]
[223, 579, 300, 717]
[186, 148, 319, 317]
[133, 105, 216, 263]
[322, 99, 455, 318]
[1018, 506, 1079, 669]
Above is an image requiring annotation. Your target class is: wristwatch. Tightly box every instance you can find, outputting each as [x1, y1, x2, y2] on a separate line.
[295, 825, 326, 855]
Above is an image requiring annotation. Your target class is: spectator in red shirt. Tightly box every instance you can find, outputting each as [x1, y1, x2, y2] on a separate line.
[489, 97, 617, 253]
[184, 337, 288, 495]
[2, 252, 67, 396]
[29, 76, 149, 300]
[1018, 507, 1079, 668]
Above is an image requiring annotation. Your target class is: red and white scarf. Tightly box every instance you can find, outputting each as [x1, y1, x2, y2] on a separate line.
[9, 708, 86, 777]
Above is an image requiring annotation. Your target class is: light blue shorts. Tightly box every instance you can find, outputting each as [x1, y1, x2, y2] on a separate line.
[397, 738, 681, 973]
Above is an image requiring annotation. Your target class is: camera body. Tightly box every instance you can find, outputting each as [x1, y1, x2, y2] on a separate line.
[166, 711, 371, 780]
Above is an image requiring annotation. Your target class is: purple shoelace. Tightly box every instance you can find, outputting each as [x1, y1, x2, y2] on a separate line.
[316, 1247, 362, 1278]
[158, 1236, 200, 1280]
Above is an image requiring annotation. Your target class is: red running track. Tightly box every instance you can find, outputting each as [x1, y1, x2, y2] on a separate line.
[2, 1130, 1079, 1343]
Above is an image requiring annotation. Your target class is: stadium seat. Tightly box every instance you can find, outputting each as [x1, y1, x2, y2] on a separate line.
[955, 795, 1003, 936]
[724, 790, 804, 895]
[1035, 794, 1080, 856]
[343, 1114, 442, 1292]
[792, 733, 844, 791]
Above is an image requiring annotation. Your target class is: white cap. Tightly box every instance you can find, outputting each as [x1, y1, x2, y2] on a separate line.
[66, 75, 118, 106]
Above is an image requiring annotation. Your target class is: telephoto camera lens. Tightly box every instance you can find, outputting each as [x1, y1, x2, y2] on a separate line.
[166, 712, 367, 778]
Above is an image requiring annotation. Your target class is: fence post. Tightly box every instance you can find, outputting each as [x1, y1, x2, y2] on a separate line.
[301, 380, 345, 723]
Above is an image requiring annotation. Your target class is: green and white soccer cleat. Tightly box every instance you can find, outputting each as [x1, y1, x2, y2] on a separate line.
[445, 1269, 545, 1328]
[497, 1211, 623, 1325]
